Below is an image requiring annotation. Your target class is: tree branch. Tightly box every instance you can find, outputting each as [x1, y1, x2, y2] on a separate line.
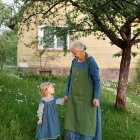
[131, 31, 140, 46]
[41, 0, 65, 17]
[93, 14, 123, 49]
[131, 32, 140, 42]
[131, 39, 140, 46]
[123, 14, 140, 27]
[93, 0, 113, 12]
[112, 1, 128, 18]
[67, 0, 124, 49]
[101, 9, 120, 33]
[120, 14, 140, 42]
[67, 0, 79, 7]
[122, 0, 140, 7]
[21, 1, 64, 24]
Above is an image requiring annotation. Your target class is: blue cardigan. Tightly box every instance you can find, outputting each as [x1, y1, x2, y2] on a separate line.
[64, 56, 100, 100]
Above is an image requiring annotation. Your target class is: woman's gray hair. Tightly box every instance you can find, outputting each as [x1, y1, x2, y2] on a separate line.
[70, 41, 86, 51]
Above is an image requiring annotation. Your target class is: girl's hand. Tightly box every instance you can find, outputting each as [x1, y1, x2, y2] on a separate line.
[37, 119, 42, 124]
[93, 99, 99, 107]
[64, 96, 68, 101]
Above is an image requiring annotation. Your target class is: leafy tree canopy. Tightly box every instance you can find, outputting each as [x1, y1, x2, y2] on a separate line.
[10, 0, 140, 49]
[1, 0, 140, 108]
[0, 30, 17, 65]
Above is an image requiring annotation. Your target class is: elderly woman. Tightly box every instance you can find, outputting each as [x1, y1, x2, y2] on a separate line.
[64, 41, 101, 140]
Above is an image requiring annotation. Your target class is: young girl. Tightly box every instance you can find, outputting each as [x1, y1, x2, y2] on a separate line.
[36, 82, 64, 140]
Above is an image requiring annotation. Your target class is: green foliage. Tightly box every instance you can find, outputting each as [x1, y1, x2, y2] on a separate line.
[7, 0, 139, 50]
[131, 52, 138, 57]
[0, 30, 17, 65]
[113, 51, 139, 58]
[3, 0, 139, 54]
[101, 81, 140, 139]
[0, 70, 140, 139]
[15, 70, 67, 83]
[127, 82, 140, 105]
[1, 0, 140, 109]
[0, 0, 12, 27]
[113, 51, 122, 58]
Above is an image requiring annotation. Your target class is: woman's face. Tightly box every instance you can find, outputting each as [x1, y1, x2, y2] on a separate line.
[71, 49, 85, 61]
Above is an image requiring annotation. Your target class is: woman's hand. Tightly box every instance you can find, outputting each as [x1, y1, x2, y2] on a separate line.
[37, 118, 42, 124]
[93, 99, 99, 107]
[64, 96, 68, 101]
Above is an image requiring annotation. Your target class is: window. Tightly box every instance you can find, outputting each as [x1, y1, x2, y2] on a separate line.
[38, 25, 70, 50]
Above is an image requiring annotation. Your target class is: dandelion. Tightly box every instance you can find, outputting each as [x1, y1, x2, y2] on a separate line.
[102, 81, 140, 109]
[52, 83, 56, 86]
[126, 97, 131, 102]
[9, 73, 23, 80]
[17, 99, 23, 103]
[24, 95, 27, 98]
[0, 85, 4, 88]
[18, 92, 23, 96]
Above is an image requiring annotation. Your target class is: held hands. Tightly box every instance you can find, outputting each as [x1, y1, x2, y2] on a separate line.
[64, 96, 68, 101]
[93, 99, 99, 107]
[37, 118, 42, 124]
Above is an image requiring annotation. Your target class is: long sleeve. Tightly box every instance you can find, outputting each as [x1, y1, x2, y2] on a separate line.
[64, 63, 72, 96]
[37, 102, 44, 119]
[88, 57, 100, 100]
[56, 98, 65, 105]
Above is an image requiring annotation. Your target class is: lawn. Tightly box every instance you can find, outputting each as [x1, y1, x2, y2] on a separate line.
[0, 69, 140, 140]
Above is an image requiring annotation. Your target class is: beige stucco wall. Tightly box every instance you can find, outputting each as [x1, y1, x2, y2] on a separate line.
[17, 26, 140, 81]
[18, 26, 140, 69]
[17, 2, 140, 81]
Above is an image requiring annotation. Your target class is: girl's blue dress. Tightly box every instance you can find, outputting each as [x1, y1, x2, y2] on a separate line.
[36, 96, 60, 140]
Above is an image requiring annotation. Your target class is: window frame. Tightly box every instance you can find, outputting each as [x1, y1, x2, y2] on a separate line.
[37, 25, 70, 50]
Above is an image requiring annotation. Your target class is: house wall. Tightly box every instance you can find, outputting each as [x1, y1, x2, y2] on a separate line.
[17, 2, 140, 81]
[17, 25, 140, 81]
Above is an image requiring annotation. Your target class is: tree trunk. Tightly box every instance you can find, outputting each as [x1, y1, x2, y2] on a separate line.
[0, 44, 6, 71]
[115, 47, 131, 108]
[0, 55, 4, 71]
[0, 61, 4, 71]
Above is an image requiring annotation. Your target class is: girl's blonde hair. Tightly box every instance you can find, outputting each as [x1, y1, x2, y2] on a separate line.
[39, 82, 52, 97]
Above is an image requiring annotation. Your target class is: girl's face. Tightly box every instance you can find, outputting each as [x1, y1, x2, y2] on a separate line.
[45, 84, 55, 96]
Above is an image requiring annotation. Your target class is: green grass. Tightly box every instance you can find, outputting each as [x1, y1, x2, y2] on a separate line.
[101, 90, 140, 140]
[101, 81, 140, 140]
[0, 69, 140, 140]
